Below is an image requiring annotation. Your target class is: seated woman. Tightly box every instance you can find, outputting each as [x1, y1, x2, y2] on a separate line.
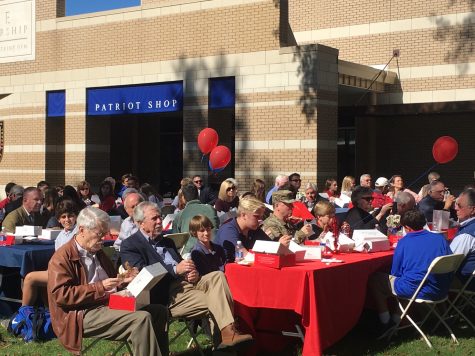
[324, 178, 339, 199]
[98, 180, 116, 214]
[250, 179, 266, 202]
[302, 183, 326, 212]
[310, 200, 338, 241]
[77, 180, 100, 207]
[214, 179, 239, 213]
[345, 186, 392, 233]
[215, 196, 288, 262]
[340, 176, 355, 198]
[21, 199, 79, 307]
[190, 215, 226, 276]
[386, 174, 419, 201]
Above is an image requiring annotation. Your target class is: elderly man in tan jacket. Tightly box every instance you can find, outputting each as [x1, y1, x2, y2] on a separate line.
[47, 207, 168, 355]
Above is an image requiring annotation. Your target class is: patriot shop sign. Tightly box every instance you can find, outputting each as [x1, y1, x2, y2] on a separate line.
[87, 82, 183, 116]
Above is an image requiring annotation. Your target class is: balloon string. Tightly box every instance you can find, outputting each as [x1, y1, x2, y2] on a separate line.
[405, 163, 439, 190]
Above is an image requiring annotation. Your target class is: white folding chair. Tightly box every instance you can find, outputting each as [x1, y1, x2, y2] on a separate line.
[433, 267, 475, 333]
[386, 254, 465, 348]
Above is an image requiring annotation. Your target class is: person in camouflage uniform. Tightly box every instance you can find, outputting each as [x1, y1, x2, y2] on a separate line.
[262, 190, 312, 244]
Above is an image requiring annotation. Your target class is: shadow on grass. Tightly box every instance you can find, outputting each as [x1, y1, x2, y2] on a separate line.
[324, 308, 475, 356]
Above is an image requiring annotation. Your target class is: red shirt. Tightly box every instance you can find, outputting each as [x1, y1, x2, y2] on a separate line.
[372, 191, 392, 209]
[0, 197, 10, 210]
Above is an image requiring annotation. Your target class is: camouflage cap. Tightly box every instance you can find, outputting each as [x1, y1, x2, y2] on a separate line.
[272, 190, 296, 204]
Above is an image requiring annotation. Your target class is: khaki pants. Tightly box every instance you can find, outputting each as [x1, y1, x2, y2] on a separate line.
[83, 304, 168, 356]
[168, 271, 234, 331]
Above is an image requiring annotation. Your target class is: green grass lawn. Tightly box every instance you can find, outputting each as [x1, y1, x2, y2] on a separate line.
[0, 308, 474, 355]
[0, 318, 213, 355]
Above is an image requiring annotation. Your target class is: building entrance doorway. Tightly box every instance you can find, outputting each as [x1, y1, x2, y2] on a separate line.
[108, 112, 182, 194]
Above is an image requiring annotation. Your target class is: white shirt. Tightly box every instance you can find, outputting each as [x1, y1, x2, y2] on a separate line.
[450, 217, 475, 256]
[55, 225, 78, 250]
[75, 241, 109, 284]
[113, 216, 138, 251]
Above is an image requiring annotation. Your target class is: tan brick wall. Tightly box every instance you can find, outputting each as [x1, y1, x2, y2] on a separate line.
[0, 2, 280, 76]
[290, 0, 473, 31]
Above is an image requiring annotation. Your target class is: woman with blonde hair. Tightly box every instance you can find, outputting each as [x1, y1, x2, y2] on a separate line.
[311, 200, 337, 241]
[340, 176, 356, 198]
[214, 179, 239, 212]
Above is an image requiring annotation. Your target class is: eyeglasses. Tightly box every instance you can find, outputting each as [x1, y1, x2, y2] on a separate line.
[361, 197, 373, 202]
[227, 187, 236, 192]
[291, 179, 301, 182]
[193, 180, 202, 184]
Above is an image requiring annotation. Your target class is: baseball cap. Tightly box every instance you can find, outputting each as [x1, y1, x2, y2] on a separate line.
[375, 177, 389, 187]
[272, 190, 296, 204]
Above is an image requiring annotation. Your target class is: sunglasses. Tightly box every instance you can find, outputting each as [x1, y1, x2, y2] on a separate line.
[291, 179, 302, 182]
[361, 196, 373, 202]
[193, 180, 202, 183]
[226, 187, 236, 192]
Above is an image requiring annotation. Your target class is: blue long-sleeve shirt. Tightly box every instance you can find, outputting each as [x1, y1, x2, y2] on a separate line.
[391, 229, 452, 300]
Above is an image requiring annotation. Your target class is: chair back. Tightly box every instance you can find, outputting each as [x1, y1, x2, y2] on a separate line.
[161, 205, 175, 217]
[428, 254, 465, 275]
[164, 232, 190, 250]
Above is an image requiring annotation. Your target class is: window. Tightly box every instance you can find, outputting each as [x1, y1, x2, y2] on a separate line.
[66, 0, 140, 16]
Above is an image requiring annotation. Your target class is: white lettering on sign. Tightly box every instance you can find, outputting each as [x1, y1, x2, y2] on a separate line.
[94, 99, 177, 112]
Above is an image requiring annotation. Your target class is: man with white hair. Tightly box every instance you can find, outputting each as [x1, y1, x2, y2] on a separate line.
[360, 173, 372, 188]
[48, 207, 168, 355]
[120, 201, 253, 350]
[265, 174, 289, 204]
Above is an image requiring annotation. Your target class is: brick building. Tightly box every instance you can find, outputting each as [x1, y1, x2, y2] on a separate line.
[0, 0, 473, 195]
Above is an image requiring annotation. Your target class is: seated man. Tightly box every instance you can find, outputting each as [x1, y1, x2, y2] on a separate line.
[262, 190, 312, 244]
[120, 201, 252, 349]
[48, 207, 168, 355]
[450, 189, 475, 290]
[215, 196, 280, 262]
[418, 180, 456, 222]
[368, 209, 453, 337]
[113, 192, 144, 251]
[3, 187, 47, 233]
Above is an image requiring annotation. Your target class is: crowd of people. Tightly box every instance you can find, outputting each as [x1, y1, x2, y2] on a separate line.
[1, 169, 474, 353]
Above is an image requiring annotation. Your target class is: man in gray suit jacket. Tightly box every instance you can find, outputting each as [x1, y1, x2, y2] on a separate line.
[3, 187, 46, 233]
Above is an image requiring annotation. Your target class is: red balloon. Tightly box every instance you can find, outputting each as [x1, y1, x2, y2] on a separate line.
[432, 136, 458, 164]
[209, 146, 231, 170]
[197, 128, 219, 155]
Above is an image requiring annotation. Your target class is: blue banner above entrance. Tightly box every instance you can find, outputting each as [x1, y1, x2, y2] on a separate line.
[87, 82, 183, 116]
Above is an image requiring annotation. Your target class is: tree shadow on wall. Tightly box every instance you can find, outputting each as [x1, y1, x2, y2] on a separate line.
[172, 52, 247, 187]
[432, 1, 474, 74]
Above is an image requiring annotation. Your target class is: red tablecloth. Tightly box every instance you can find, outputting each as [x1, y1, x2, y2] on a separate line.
[225, 251, 393, 355]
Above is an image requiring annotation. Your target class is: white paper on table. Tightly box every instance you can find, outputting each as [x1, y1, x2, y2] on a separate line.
[334, 194, 350, 207]
[162, 213, 176, 231]
[253, 240, 293, 255]
[289, 241, 320, 260]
